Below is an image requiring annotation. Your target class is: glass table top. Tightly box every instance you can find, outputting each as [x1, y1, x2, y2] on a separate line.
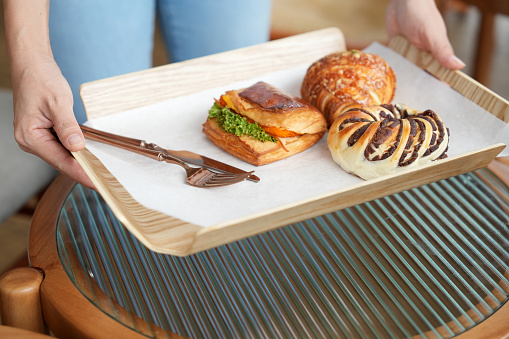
[56, 168, 509, 339]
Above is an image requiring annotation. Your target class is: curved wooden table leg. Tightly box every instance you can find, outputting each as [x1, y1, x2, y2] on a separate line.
[29, 175, 165, 339]
[0, 267, 48, 334]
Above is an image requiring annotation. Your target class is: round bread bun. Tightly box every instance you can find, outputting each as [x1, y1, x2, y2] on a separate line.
[327, 103, 449, 180]
[301, 50, 396, 126]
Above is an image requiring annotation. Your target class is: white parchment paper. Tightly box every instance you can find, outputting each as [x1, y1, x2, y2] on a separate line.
[84, 43, 509, 227]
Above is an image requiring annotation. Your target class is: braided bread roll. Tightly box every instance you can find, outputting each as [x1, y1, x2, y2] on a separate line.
[327, 103, 449, 180]
[301, 50, 396, 126]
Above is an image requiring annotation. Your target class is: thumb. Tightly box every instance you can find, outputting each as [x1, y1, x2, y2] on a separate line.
[428, 37, 465, 70]
[385, 1, 399, 40]
[53, 118, 86, 152]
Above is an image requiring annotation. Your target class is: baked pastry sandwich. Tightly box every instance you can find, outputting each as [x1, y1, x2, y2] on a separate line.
[203, 81, 327, 165]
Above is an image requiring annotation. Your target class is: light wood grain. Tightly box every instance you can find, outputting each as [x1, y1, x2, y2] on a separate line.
[80, 28, 346, 119]
[388, 35, 509, 123]
[73, 148, 202, 252]
[75, 143, 504, 255]
[77, 28, 508, 256]
[191, 144, 504, 253]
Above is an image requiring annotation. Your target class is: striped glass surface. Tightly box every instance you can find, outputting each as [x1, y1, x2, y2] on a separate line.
[57, 168, 509, 339]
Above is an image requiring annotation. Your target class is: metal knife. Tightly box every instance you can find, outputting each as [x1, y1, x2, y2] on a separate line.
[79, 125, 260, 182]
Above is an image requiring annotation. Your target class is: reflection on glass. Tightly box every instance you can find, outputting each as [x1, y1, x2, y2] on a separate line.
[57, 168, 509, 338]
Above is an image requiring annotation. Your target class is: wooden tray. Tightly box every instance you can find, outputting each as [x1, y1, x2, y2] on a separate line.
[77, 28, 508, 256]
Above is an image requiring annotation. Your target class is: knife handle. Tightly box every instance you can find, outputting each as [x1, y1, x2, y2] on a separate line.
[80, 128, 167, 162]
[80, 124, 145, 148]
[81, 125, 181, 158]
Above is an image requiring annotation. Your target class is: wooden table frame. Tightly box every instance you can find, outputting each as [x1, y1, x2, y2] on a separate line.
[9, 156, 502, 338]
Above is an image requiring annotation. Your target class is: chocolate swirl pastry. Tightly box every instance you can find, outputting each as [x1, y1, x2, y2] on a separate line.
[301, 50, 396, 126]
[327, 103, 449, 180]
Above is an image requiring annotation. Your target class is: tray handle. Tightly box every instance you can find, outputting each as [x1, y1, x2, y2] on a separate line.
[388, 35, 509, 124]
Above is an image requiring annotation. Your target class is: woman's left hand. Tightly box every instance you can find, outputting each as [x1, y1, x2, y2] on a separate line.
[386, 0, 465, 70]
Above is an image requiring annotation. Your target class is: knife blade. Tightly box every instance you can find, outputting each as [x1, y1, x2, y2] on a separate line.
[80, 125, 260, 182]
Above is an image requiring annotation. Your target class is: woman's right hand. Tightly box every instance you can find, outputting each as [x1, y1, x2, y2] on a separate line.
[4, 0, 95, 189]
[10, 52, 95, 189]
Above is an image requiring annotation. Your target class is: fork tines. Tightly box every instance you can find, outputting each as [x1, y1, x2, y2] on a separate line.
[189, 168, 253, 187]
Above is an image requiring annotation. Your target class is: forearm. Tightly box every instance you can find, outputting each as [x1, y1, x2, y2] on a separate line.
[3, 0, 93, 189]
[3, 0, 52, 74]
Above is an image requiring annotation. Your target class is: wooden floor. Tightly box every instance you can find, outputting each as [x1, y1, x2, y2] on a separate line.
[1, 0, 509, 277]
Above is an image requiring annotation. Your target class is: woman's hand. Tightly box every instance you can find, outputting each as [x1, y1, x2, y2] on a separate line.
[4, 0, 95, 189]
[386, 0, 465, 70]
[11, 53, 95, 189]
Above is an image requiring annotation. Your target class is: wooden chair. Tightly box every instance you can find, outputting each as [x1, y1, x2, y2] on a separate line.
[438, 0, 509, 85]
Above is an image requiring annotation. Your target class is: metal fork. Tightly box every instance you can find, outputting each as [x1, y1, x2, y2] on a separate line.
[80, 127, 252, 188]
[152, 152, 252, 187]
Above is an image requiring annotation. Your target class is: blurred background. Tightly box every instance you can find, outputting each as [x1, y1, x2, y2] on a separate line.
[0, 0, 508, 274]
[269, 0, 509, 99]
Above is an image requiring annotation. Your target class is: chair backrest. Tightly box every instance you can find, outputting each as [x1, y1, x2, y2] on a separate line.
[460, 0, 509, 15]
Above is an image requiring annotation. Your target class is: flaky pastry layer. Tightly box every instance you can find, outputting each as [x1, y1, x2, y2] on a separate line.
[203, 118, 324, 166]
